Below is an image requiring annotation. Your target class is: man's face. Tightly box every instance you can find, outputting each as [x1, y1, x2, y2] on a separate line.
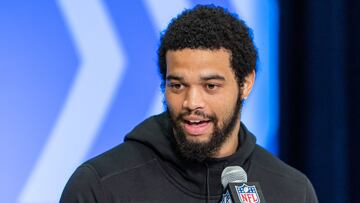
[165, 48, 243, 161]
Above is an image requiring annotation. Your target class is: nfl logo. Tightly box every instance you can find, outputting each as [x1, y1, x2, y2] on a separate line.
[235, 183, 260, 203]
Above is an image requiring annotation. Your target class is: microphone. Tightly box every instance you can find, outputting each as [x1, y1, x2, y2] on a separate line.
[220, 166, 266, 203]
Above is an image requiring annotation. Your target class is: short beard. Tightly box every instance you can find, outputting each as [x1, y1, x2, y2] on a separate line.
[167, 97, 243, 162]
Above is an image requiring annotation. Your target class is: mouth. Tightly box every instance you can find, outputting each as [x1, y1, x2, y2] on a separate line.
[181, 118, 212, 136]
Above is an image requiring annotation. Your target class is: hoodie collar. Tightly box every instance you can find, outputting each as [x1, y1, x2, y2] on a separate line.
[125, 112, 257, 196]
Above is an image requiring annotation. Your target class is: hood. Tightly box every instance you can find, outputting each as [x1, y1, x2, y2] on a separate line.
[124, 112, 257, 198]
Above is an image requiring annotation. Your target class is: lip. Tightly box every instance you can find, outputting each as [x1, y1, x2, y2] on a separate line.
[182, 115, 209, 121]
[182, 120, 212, 136]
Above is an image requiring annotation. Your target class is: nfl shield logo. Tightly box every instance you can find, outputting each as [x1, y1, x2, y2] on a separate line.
[235, 183, 260, 203]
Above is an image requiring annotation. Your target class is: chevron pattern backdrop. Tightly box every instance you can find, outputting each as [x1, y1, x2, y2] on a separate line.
[0, 0, 278, 202]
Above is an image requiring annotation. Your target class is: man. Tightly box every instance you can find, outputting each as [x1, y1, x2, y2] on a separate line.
[60, 5, 318, 203]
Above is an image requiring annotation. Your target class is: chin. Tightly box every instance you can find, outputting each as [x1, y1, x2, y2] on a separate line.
[184, 133, 212, 143]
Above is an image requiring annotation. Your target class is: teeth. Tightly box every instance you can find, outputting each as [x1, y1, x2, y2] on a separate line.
[189, 120, 201, 123]
[188, 120, 206, 125]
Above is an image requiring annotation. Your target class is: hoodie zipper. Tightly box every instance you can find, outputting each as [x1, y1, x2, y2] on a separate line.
[204, 162, 210, 203]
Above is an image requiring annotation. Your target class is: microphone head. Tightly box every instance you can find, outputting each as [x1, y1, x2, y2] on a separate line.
[221, 166, 247, 188]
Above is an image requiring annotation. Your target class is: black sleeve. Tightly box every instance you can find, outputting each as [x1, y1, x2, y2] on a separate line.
[60, 164, 107, 203]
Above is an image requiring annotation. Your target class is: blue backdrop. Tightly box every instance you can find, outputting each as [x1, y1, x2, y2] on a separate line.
[0, 0, 278, 202]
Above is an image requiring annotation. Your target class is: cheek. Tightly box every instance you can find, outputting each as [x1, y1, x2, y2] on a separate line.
[209, 94, 238, 118]
[165, 91, 182, 112]
[212, 99, 232, 113]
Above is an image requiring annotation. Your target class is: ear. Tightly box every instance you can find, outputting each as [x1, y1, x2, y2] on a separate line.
[241, 70, 255, 99]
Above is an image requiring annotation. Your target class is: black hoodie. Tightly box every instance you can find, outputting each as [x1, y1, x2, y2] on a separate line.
[60, 112, 318, 203]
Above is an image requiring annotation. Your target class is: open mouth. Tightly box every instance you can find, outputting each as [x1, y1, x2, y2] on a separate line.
[184, 119, 211, 125]
[182, 119, 212, 135]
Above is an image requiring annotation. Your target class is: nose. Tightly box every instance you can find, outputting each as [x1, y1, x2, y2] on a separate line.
[182, 87, 205, 111]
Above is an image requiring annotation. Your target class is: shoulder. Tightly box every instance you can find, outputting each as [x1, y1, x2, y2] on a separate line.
[85, 140, 157, 180]
[249, 145, 318, 202]
[60, 141, 157, 202]
[251, 145, 305, 182]
[60, 164, 106, 202]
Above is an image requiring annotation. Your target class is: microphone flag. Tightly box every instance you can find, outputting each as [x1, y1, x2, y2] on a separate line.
[221, 182, 266, 203]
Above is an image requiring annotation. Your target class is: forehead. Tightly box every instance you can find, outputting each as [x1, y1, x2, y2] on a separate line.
[165, 48, 234, 78]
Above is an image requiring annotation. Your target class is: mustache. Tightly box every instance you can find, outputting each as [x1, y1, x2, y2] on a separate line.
[175, 109, 216, 122]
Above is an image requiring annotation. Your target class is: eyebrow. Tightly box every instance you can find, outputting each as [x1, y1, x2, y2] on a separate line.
[166, 74, 226, 82]
[200, 74, 225, 81]
[166, 75, 184, 81]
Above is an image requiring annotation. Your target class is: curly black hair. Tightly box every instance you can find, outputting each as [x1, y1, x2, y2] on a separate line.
[158, 4, 258, 91]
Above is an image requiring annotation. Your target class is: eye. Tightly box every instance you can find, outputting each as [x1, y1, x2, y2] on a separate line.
[168, 83, 184, 90]
[206, 83, 218, 90]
